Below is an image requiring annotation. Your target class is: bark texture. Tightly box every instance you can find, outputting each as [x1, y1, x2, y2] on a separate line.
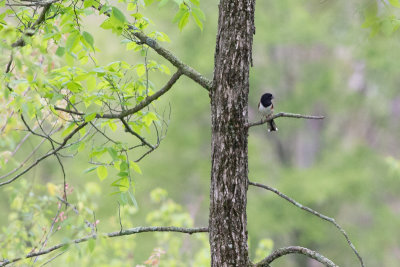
[209, 0, 255, 266]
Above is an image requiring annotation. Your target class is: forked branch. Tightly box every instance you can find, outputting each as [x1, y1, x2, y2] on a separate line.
[254, 246, 338, 267]
[0, 122, 88, 187]
[93, 1, 212, 91]
[54, 69, 183, 119]
[128, 28, 212, 91]
[249, 181, 364, 267]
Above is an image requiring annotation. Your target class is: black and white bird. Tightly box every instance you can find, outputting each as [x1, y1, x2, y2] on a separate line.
[258, 93, 278, 132]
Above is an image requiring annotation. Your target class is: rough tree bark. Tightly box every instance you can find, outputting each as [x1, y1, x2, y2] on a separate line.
[209, 0, 255, 266]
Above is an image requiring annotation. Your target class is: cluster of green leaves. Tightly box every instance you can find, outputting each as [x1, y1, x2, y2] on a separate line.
[0, 180, 99, 264]
[146, 188, 210, 266]
[0, 0, 204, 206]
[362, 0, 400, 36]
[0, 0, 206, 263]
[99, 0, 205, 33]
[0, 181, 209, 266]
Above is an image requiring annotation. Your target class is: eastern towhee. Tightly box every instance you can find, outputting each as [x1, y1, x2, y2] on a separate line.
[258, 93, 278, 132]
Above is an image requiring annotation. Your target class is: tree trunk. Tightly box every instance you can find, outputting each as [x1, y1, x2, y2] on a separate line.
[209, 0, 255, 266]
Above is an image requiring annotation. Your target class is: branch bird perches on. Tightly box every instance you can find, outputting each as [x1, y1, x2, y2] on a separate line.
[246, 112, 325, 129]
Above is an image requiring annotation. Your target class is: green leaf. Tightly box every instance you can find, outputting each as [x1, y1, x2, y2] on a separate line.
[108, 121, 117, 132]
[117, 171, 129, 177]
[119, 177, 130, 191]
[112, 7, 126, 22]
[100, 18, 113, 30]
[130, 160, 142, 174]
[142, 112, 158, 127]
[127, 2, 136, 11]
[178, 11, 190, 31]
[61, 123, 76, 138]
[87, 76, 96, 91]
[107, 147, 119, 161]
[190, 0, 200, 6]
[120, 161, 129, 172]
[84, 0, 95, 8]
[97, 165, 108, 181]
[156, 32, 171, 42]
[87, 238, 96, 253]
[82, 31, 95, 50]
[172, 8, 187, 23]
[65, 32, 79, 51]
[66, 81, 81, 93]
[83, 166, 97, 173]
[56, 47, 65, 57]
[65, 53, 75, 66]
[192, 7, 205, 21]
[192, 10, 203, 31]
[128, 190, 139, 208]
[136, 64, 146, 77]
[126, 41, 137, 50]
[85, 113, 97, 122]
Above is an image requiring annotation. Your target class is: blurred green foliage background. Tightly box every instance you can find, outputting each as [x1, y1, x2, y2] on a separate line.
[1, 0, 400, 266]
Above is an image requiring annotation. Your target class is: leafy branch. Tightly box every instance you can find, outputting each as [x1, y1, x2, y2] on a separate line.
[0, 226, 208, 266]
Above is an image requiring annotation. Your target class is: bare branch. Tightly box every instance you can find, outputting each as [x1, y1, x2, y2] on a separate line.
[128, 28, 212, 91]
[5, 55, 13, 73]
[56, 197, 94, 229]
[254, 246, 338, 267]
[249, 181, 364, 267]
[120, 118, 154, 149]
[0, 226, 208, 266]
[52, 106, 84, 116]
[246, 112, 324, 128]
[0, 122, 88, 187]
[20, 114, 62, 145]
[0, 138, 46, 180]
[134, 143, 158, 162]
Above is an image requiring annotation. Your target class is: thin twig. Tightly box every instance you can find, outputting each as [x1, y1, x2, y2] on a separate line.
[120, 118, 154, 149]
[246, 112, 325, 128]
[249, 181, 364, 267]
[0, 226, 208, 266]
[255, 246, 338, 267]
[117, 201, 123, 233]
[33, 202, 62, 264]
[0, 138, 46, 180]
[0, 122, 88, 187]
[39, 250, 67, 267]
[56, 197, 92, 228]
[54, 69, 183, 120]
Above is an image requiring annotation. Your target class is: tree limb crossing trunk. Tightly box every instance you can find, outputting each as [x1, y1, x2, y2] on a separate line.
[209, 0, 255, 266]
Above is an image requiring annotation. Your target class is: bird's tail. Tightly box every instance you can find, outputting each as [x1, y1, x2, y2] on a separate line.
[268, 119, 278, 132]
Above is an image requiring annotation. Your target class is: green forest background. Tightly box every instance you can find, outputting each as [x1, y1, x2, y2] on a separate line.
[1, 0, 400, 266]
